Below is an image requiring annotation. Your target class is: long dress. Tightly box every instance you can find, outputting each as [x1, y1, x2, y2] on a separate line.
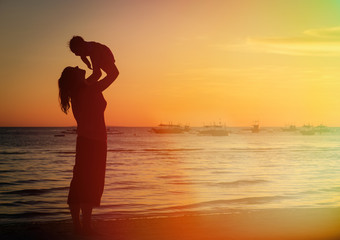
[67, 84, 107, 207]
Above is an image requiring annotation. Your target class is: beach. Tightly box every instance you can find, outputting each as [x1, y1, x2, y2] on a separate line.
[2, 208, 340, 240]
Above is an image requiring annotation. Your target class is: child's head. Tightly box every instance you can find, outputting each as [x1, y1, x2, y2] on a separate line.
[69, 36, 85, 56]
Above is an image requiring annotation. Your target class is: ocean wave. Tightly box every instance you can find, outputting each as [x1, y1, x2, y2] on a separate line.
[153, 196, 286, 211]
[0, 202, 19, 207]
[158, 175, 185, 179]
[211, 179, 269, 187]
[0, 151, 29, 155]
[95, 210, 149, 219]
[211, 170, 233, 174]
[319, 186, 340, 193]
[0, 182, 18, 186]
[55, 151, 75, 154]
[108, 148, 202, 153]
[168, 180, 196, 185]
[3, 187, 69, 196]
[108, 149, 137, 153]
[14, 179, 42, 184]
[0, 211, 68, 219]
[143, 148, 202, 152]
[0, 169, 25, 174]
[229, 147, 282, 152]
[100, 203, 148, 209]
[113, 180, 141, 185]
[7, 179, 59, 186]
[111, 185, 153, 191]
[13, 200, 54, 205]
[106, 162, 128, 167]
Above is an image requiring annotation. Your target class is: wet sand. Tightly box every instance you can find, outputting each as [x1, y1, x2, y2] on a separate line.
[1, 208, 340, 240]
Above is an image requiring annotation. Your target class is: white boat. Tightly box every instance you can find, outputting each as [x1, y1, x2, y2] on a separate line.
[151, 123, 189, 134]
[282, 125, 297, 132]
[315, 124, 330, 134]
[198, 123, 229, 136]
[300, 124, 315, 135]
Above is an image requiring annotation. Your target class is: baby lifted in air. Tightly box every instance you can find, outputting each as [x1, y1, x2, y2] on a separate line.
[69, 36, 116, 84]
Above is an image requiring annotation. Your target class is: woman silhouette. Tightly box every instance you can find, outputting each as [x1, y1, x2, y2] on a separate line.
[58, 63, 119, 234]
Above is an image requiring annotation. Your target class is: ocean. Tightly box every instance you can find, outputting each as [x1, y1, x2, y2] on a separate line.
[1, 127, 340, 223]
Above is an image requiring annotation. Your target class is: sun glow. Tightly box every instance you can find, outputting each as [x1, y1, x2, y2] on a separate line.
[1, 1, 340, 127]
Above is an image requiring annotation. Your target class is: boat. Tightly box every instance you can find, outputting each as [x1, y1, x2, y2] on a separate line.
[314, 124, 330, 134]
[198, 123, 229, 136]
[151, 123, 189, 134]
[282, 125, 297, 132]
[251, 122, 260, 133]
[300, 124, 315, 135]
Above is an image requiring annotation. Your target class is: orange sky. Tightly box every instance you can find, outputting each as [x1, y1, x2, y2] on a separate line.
[2, 1, 340, 127]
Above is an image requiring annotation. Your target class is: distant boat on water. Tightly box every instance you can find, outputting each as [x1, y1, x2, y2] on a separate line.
[198, 123, 229, 136]
[296, 124, 331, 135]
[251, 122, 260, 133]
[300, 124, 315, 135]
[282, 125, 297, 132]
[314, 124, 331, 134]
[151, 123, 189, 134]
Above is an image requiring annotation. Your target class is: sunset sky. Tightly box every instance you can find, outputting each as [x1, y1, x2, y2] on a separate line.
[2, 0, 340, 127]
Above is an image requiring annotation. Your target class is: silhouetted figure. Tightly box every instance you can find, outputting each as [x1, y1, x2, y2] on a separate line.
[58, 50, 119, 235]
[69, 36, 116, 84]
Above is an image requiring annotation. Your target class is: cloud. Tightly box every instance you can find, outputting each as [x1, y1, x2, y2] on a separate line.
[247, 37, 340, 56]
[220, 27, 340, 56]
[303, 26, 340, 39]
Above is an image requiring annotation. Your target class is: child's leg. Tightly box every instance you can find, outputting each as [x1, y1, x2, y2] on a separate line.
[101, 60, 116, 76]
[100, 49, 116, 76]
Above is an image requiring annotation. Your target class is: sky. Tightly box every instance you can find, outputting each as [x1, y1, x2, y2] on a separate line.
[2, 0, 340, 127]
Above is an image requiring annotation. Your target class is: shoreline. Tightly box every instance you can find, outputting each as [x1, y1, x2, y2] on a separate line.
[2, 208, 340, 240]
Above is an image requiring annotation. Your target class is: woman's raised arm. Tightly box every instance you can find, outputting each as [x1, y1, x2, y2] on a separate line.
[94, 64, 119, 91]
[85, 64, 102, 85]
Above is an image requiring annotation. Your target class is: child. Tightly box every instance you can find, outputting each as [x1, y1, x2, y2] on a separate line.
[69, 36, 116, 84]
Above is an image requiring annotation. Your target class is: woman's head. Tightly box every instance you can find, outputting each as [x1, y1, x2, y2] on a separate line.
[69, 36, 85, 56]
[58, 66, 86, 114]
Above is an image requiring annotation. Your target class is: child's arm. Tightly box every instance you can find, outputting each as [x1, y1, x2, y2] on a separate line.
[85, 59, 102, 85]
[81, 56, 92, 70]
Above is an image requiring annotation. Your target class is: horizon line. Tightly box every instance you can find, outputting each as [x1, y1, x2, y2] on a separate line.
[0, 125, 339, 128]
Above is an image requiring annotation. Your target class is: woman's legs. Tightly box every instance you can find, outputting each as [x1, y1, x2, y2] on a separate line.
[68, 137, 106, 235]
[69, 203, 94, 235]
[69, 204, 81, 234]
[81, 204, 93, 233]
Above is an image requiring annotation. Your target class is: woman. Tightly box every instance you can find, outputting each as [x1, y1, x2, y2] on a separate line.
[58, 63, 119, 235]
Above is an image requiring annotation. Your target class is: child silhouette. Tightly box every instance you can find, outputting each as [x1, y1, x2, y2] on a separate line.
[69, 36, 116, 84]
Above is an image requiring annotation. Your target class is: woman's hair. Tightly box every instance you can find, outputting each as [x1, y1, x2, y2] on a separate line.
[58, 67, 78, 114]
[69, 36, 84, 53]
